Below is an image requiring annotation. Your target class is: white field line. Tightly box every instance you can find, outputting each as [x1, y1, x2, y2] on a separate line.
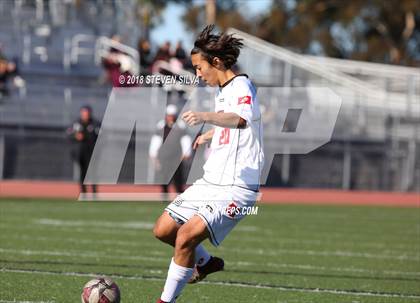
[33, 218, 257, 233]
[1, 219, 416, 250]
[29, 218, 420, 248]
[0, 237, 418, 264]
[0, 248, 168, 262]
[256, 228, 420, 242]
[35, 219, 155, 230]
[1, 220, 253, 235]
[2, 233, 418, 262]
[31, 218, 418, 242]
[218, 246, 420, 261]
[32, 218, 419, 251]
[0, 301, 55, 303]
[2, 232, 415, 258]
[3, 222, 416, 255]
[0, 224, 142, 236]
[2, 219, 418, 261]
[1, 234, 144, 248]
[1, 268, 420, 300]
[1, 248, 419, 278]
[1, 234, 419, 262]
[260, 262, 420, 278]
[37, 218, 417, 240]
[227, 233, 417, 250]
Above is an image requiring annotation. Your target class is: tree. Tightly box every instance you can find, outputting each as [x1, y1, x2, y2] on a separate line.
[136, 0, 192, 40]
[181, 0, 420, 66]
[182, 0, 252, 36]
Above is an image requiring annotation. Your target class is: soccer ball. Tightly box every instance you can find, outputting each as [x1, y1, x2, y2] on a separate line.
[81, 277, 120, 303]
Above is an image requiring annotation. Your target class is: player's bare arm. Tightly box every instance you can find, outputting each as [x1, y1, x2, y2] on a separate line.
[182, 111, 246, 129]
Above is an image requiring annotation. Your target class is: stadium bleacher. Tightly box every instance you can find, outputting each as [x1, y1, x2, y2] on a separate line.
[0, 1, 419, 191]
[230, 28, 420, 191]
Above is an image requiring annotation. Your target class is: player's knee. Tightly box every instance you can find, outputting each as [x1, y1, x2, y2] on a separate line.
[152, 223, 160, 238]
[153, 222, 169, 242]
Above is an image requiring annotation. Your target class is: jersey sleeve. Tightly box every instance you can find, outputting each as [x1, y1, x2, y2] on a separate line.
[226, 81, 255, 126]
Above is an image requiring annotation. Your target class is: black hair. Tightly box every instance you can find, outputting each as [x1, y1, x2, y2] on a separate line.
[80, 105, 92, 113]
[191, 24, 243, 69]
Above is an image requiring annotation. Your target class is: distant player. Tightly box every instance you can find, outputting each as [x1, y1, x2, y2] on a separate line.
[154, 25, 264, 303]
[149, 104, 192, 199]
[68, 105, 100, 195]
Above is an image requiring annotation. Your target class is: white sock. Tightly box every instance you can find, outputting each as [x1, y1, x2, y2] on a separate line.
[161, 258, 194, 303]
[195, 244, 211, 267]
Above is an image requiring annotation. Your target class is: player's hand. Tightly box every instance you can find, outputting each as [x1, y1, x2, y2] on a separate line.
[182, 111, 204, 126]
[193, 135, 208, 149]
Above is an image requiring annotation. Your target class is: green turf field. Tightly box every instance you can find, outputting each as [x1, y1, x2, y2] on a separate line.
[0, 198, 419, 303]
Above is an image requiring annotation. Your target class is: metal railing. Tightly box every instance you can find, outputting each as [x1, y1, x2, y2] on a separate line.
[227, 28, 420, 117]
[302, 55, 420, 101]
[70, 34, 96, 64]
[152, 60, 197, 93]
[94, 36, 139, 75]
[63, 35, 140, 76]
[302, 54, 420, 79]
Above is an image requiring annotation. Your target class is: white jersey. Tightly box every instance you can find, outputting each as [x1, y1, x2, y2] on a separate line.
[202, 74, 264, 191]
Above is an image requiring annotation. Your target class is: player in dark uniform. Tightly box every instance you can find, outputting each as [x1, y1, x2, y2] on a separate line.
[68, 106, 100, 195]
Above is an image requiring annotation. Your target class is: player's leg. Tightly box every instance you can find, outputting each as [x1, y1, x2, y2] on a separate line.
[79, 157, 87, 193]
[174, 215, 210, 267]
[154, 210, 212, 267]
[159, 215, 209, 303]
[189, 187, 258, 283]
[153, 211, 180, 246]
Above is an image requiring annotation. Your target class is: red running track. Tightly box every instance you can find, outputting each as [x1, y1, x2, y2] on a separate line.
[0, 180, 418, 207]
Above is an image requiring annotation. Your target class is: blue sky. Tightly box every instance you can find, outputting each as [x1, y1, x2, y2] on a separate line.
[151, 1, 272, 48]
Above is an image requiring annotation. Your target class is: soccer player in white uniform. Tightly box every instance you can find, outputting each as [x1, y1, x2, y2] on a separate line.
[154, 25, 264, 303]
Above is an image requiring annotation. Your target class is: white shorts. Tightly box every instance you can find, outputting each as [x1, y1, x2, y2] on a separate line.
[165, 178, 258, 246]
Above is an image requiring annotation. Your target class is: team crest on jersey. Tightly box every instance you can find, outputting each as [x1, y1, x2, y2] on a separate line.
[238, 95, 251, 105]
[226, 201, 239, 218]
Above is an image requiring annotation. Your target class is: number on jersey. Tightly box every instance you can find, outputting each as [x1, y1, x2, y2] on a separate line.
[219, 128, 230, 145]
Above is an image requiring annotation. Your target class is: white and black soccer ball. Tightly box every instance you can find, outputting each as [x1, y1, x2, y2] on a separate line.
[81, 277, 120, 303]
